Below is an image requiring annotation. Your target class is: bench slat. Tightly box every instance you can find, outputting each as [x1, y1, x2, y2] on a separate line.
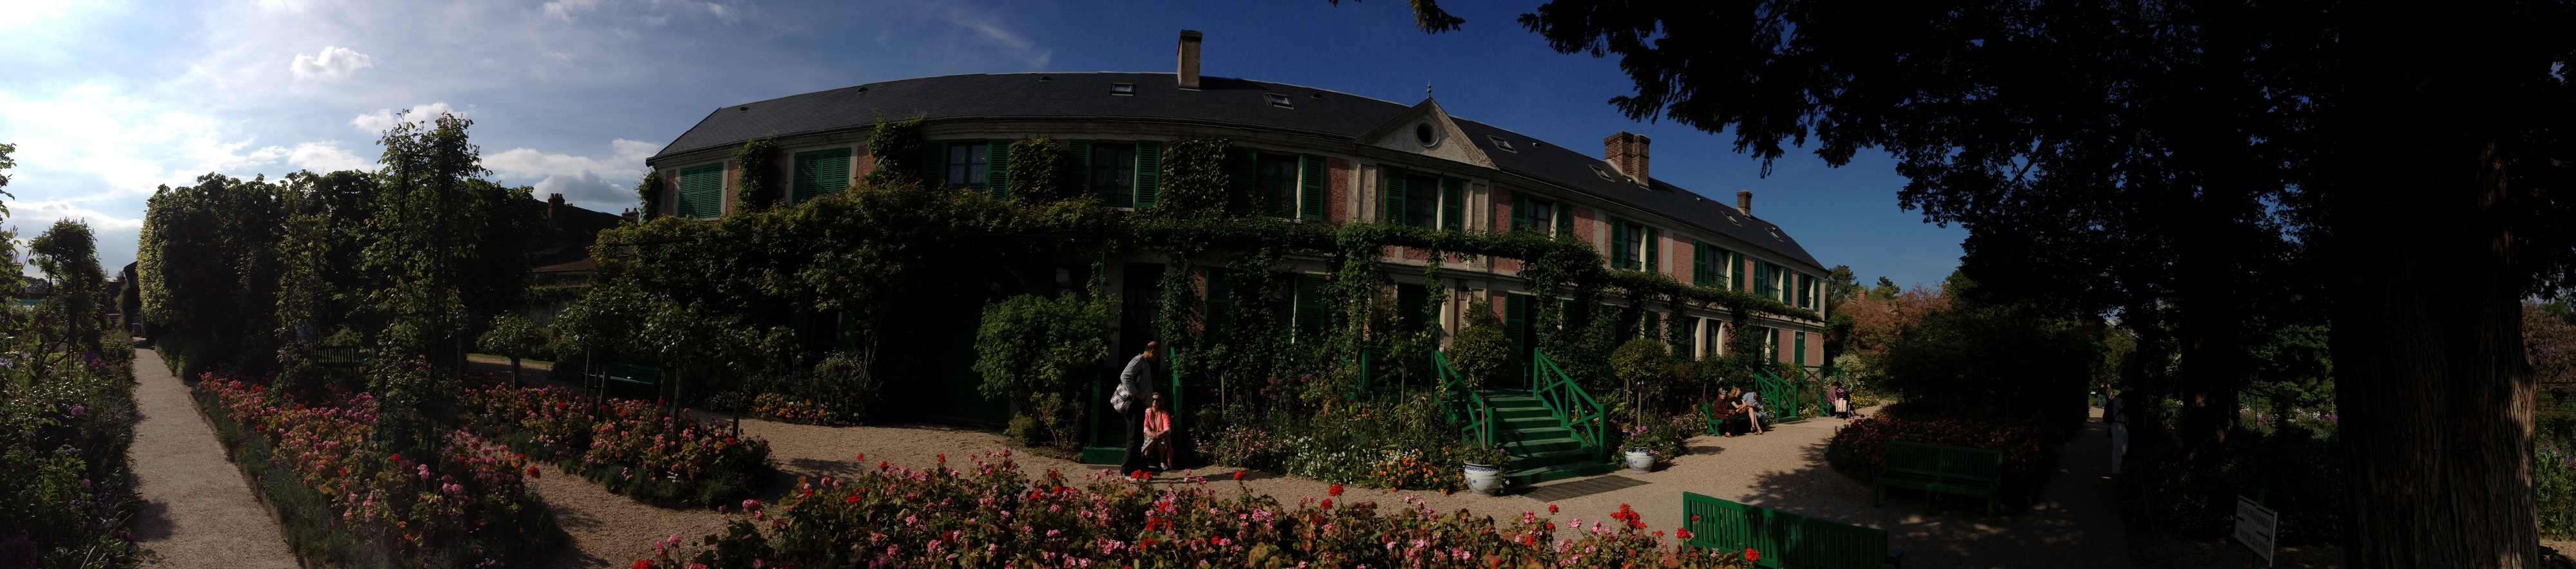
[1685, 492, 1899, 568]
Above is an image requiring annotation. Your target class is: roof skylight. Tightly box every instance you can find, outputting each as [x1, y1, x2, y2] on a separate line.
[1110, 83, 1135, 95]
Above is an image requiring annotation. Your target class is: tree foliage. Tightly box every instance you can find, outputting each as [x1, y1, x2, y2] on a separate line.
[30, 220, 109, 354]
[1444, 297, 1511, 391]
[972, 291, 1112, 449]
[732, 136, 779, 212]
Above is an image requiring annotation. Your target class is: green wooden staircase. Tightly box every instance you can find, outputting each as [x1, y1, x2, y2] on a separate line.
[1437, 350, 1613, 486]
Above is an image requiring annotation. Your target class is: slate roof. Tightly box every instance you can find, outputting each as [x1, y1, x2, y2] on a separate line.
[652, 71, 1822, 269]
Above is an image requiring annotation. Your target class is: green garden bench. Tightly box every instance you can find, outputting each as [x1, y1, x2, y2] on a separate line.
[1681, 492, 1904, 568]
[1871, 440, 2004, 515]
[594, 361, 661, 386]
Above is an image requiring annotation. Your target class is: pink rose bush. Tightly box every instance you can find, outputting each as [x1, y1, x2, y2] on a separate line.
[634, 452, 1755, 569]
[194, 371, 557, 566]
[459, 383, 772, 507]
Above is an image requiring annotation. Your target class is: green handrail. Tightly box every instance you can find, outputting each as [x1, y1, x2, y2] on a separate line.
[1431, 351, 1494, 447]
[1752, 367, 1803, 422]
[1531, 351, 1607, 463]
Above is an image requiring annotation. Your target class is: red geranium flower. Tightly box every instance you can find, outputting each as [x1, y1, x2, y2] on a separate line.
[845, 494, 860, 504]
[527, 466, 540, 479]
[632, 560, 653, 569]
[1233, 471, 1245, 481]
[1745, 548, 1761, 563]
[1321, 499, 1333, 510]
[1548, 504, 1558, 514]
[1329, 483, 1344, 496]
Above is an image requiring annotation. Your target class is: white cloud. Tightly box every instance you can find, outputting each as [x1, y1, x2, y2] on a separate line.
[0, 83, 285, 195]
[483, 138, 659, 210]
[256, 0, 318, 14]
[289, 46, 374, 80]
[935, 5, 1050, 68]
[350, 102, 464, 133]
[10, 200, 144, 232]
[283, 142, 372, 172]
[544, 0, 601, 22]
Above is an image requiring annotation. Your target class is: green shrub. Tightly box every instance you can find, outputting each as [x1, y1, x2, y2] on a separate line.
[2541, 415, 2576, 539]
[1443, 298, 1511, 391]
[0, 355, 139, 568]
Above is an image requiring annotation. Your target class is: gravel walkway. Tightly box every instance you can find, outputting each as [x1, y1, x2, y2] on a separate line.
[467, 357, 2152, 567]
[129, 348, 299, 569]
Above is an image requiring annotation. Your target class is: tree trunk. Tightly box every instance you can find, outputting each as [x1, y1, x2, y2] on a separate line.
[509, 356, 520, 387]
[2326, 5, 2541, 566]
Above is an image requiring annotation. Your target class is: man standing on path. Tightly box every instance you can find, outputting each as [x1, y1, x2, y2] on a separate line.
[2108, 386, 2131, 474]
[1115, 341, 1160, 476]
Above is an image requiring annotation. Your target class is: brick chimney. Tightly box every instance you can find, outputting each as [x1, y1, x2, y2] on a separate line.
[1603, 131, 1650, 183]
[1736, 190, 1753, 216]
[547, 192, 565, 221]
[1177, 30, 1203, 89]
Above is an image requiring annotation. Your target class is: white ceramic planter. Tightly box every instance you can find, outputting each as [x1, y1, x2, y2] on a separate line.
[1624, 450, 1654, 473]
[1464, 463, 1502, 496]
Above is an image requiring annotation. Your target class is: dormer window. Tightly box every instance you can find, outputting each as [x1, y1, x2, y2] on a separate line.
[1490, 136, 1517, 153]
[1110, 83, 1136, 95]
[1589, 165, 1616, 181]
[1264, 93, 1293, 108]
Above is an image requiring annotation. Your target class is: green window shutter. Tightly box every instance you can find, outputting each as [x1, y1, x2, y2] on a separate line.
[1729, 251, 1745, 290]
[1382, 169, 1408, 225]
[1511, 194, 1532, 232]
[1795, 331, 1808, 366]
[920, 141, 947, 186]
[1067, 140, 1093, 199]
[985, 138, 1012, 196]
[1134, 140, 1162, 207]
[1754, 259, 1770, 300]
[1644, 227, 1661, 274]
[679, 163, 724, 218]
[1293, 273, 1327, 341]
[1298, 154, 1327, 221]
[1440, 177, 1464, 232]
[791, 148, 852, 204]
[1608, 219, 1631, 269]
[1504, 292, 1530, 348]
[1206, 268, 1235, 340]
[1692, 242, 1710, 286]
[1229, 147, 1258, 214]
[1555, 207, 1573, 237]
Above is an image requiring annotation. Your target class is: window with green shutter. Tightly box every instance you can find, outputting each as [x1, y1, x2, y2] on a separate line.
[1133, 140, 1162, 207]
[1205, 268, 1235, 340]
[984, 138, 1012, 197]
[1090, 142, 1133, 207]
[1554, 205, 1573, 237]
[1692, 242, 1712, 286]
[1795, 331, 1808, 366]
[1439, 176, 1464, 232]
[1643, 227, 1660, 273]
[791, 148, 851, 204]
[1382, 168, 1409, 225]
[920, 142, 947, 185]
[1228, 147, 1258, 214]
[1293, 273, 1327, 341]
[678, 163, 724, 219]
[1607, 218, 1630, 269]
[943, 141, 991, 189]
[1298, 154, 1326, 221]
[1256, 153, 1300, 217]
[1068, 139, 1093, 198]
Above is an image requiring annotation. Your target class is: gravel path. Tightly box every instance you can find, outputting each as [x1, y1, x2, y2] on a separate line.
[467, 357, 2146, 567]
[129, 348, 299, 569]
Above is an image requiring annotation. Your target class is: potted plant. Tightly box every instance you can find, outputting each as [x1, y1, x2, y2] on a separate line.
[1459, 442, 1510, 496]
[1619, 425, 1660, 473]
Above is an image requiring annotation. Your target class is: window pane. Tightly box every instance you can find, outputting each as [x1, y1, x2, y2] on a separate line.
[967, 144, 989, 184]
[1531, 201, 1554, 234]
[1093, 144, 1135, 206]
[1406, 174, 1439, 228]
[948, 145, 970, 185]
[1258, 153, 1299, 216]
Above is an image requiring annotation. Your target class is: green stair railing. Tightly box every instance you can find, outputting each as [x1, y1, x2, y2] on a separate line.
[1751, 367, 1806, 422]
[1530, 351, 1607, 462]
[1431, 351, 1494, 446]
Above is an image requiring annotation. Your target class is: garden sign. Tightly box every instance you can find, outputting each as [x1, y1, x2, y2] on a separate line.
[2233, 494, 2278, 566]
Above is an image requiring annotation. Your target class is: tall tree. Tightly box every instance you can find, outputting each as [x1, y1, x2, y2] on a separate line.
[361, 111, 537, 369]
[1385, 1, 2576, 564]
[30, 220, 109, 353]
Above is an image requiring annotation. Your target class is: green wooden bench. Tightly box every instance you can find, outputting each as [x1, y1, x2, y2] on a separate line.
[592, 361, 661, 386]
[1871, 440, 2004, 515]
[1682, 492, 1904, 568]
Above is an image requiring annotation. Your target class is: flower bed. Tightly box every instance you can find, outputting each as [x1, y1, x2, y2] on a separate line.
[1824, 416, 2058, 496]
[0, 353, 141, 568]
[194, 371, 558, 567]
[458, 384, 772, 507]
[635, 453, 1754, 568]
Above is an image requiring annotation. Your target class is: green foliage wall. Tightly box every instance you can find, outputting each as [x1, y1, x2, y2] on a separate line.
[972, 291, 1112, 448]
[732, 136, 779, 212]
[1005, 138, 1072, 202]
[1877, 301, 2103, 425]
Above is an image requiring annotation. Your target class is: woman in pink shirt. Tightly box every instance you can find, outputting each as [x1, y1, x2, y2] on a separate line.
[1142, 393, 1175, 470]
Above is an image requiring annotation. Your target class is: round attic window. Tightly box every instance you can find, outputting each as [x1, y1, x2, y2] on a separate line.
[1413, 123, 1439, 147]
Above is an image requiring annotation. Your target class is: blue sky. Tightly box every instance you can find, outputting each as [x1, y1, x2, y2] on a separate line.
[0, 0, 1965, 287]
